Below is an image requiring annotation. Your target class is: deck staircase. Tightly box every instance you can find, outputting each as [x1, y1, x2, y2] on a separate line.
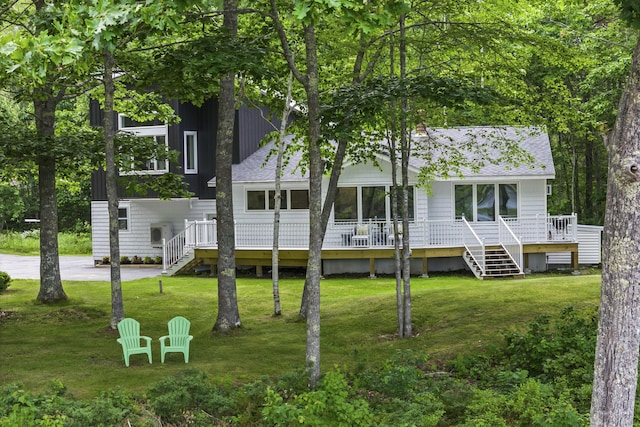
[162, 250, 197, 276]
[463, 245, 524, 279]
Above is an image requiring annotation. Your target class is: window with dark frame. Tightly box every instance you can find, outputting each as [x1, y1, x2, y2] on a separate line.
[117, 207, 129, 231]
[184, 131, 198, 174]
[454, 183, 518, 221]
[246, 189, 309, 211]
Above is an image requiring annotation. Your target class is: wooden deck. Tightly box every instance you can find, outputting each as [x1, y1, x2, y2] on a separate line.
[191, 242, 578, 277]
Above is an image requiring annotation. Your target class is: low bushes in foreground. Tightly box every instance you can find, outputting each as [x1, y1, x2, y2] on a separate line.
[0, 306, 618, 426]
[0, 271, 10, 291]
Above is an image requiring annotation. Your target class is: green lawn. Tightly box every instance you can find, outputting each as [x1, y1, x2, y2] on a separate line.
[0, 231, 92, 255]
[0, 272, 601, 399]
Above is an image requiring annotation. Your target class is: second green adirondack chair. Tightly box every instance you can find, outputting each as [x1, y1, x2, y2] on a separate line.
[159, 316, 193, 363]
[116, 318, 153, 367]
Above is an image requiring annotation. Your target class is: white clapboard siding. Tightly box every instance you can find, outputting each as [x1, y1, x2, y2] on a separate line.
[91, 199, 216, 262]
[519, 180, 547, 217]
[427, 182, 453, 221]
[547, 225, 603, 266]
[91, 200, 109, 260]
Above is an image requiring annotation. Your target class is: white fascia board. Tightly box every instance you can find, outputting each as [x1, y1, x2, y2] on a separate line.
[437, 174, 555, 182]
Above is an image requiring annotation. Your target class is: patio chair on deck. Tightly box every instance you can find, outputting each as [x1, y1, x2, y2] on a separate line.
[351, 224, 370, 247]
[116, 318, 153, 367]
[160, 316, 193, 363]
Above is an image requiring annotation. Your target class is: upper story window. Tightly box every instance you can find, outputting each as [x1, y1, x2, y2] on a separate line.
[118, 114, 169, 175]
[119, 115, 164, 128]
[334, 185, 414, 222]
[184, 131, 198, 174]
[455, 183, 518, 221]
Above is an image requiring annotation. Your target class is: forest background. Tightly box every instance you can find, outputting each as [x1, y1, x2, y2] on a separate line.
[0, 0, 633, 233]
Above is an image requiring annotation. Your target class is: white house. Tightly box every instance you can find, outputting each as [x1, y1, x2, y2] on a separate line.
[91, 114, 602, 279]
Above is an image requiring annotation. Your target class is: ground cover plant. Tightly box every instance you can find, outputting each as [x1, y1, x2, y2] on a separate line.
[0, 273, 602, 425]
[0, 231, 92, 256]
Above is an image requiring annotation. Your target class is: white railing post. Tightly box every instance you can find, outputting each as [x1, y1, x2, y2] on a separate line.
[423, 218, 428, 247]
[162, 238, 167, 273]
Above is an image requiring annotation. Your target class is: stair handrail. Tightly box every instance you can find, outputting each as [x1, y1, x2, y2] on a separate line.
[162, 221, 196, 273]
[461, 216, 485, 275]
[498, 216, 523, 273]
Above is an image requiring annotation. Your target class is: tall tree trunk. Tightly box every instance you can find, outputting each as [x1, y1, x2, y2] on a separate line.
[298, 33, 368, 318]
[103, 48, 124, 329]
[214, 0, 241, 333]
[570, 134, 578, 214]
[399, 12, 412, 338]
[272, 71, 294, 317]
[34, 95, 66, 303]
[591, 37, 640, 426]
[585, 136, 594, 219]
[302, 22, 323, 386]
[388, 29, 404, 338]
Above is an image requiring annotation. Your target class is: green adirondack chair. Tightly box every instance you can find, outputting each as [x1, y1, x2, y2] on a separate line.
[159, 316, 193, 363]
[116, 318, 153, 367]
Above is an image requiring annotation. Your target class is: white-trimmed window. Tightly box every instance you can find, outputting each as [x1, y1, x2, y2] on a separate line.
[454, 183, 518, 221]
[118, 114, 169, 174]
[117, 206, 130, 231]
[247, 189, 309, 211]
[334, 185, 415, 222]
[184, 131, 198, 174]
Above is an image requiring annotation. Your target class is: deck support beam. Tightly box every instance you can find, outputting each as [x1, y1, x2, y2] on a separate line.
[421, 256, 429, 278]
[185, 244, 579, 278]
[571, 250, 579, 275]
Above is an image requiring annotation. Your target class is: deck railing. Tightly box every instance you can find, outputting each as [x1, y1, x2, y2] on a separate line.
[462, 217, 485, 275]
[503, 214, 577, 243]
[163, 214, 576, 271]
[163, 220, 191, 272]
[499, 217, 523, 273]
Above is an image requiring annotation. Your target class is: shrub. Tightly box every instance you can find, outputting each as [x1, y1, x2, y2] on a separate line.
[131, 256, 143, 265]
[147, 369, 236, 425]
[20, 229, 40, 239]
[101, 256, 110, 265]
[154, 256, 162, 265]
[120, 256, 131, 265]
[262, 369, 373, 426]
[0, 272, 11, 292]
[0, 382, 141, 427]
[143, 256, 154, 265]
[501, 306, 597, 388]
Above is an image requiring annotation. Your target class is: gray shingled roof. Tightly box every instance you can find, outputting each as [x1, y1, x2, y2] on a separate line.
[407, 126, 555, 179]
[208, 135, 307, 186]
[208, 126, 554, 186]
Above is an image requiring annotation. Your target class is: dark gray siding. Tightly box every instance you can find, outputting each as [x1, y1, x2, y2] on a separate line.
[237, 105, 281, 163]
[91, 98, 275, 201]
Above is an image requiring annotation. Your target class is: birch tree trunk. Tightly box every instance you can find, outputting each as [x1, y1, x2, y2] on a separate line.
[399, 12, 412, 338]
[103, 48, 125, 329]
[214, 0, 241, 332]
[272, 71, 294, 317]
[590, 37, 640, 426]
[388, 32, 404, 338]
